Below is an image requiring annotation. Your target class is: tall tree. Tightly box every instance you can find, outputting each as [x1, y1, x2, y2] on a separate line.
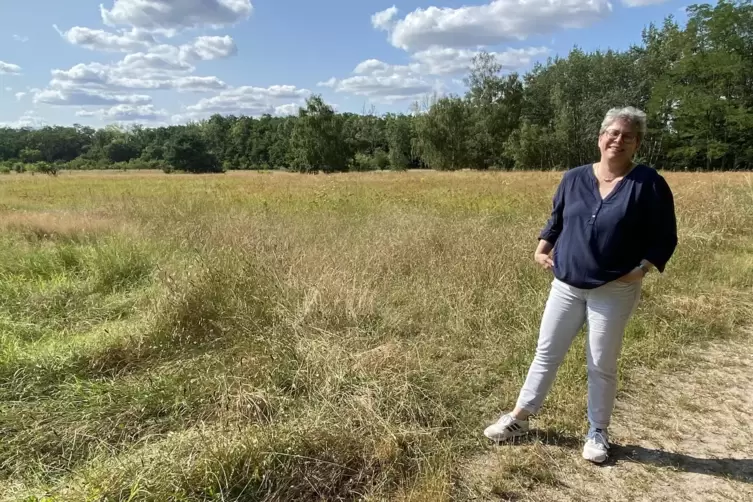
[414, 95, 473, 170]
[464, 52, 524, 169]
[385, 113, 415, 170]
[290, 95, 350, 172]
[165, 129, 222, 173]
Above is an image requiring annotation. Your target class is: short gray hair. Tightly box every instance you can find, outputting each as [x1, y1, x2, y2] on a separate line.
[600, 106, 647, 140]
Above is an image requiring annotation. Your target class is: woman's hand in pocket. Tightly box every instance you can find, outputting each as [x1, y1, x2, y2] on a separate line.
[617, 267, 645, 284]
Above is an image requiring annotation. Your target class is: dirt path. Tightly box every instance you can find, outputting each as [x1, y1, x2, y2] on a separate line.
[464, 333, 753, 501]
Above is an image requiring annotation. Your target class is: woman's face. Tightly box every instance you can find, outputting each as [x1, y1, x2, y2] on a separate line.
[598, 119, 640, 163]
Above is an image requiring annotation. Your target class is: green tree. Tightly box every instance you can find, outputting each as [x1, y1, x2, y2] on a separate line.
[414, 95, 473, 170]
[464, 52, 524, 169]
[647, 0, 753, 170]
[291, 95, 350, 172]
[164, 130, 222, 173]
[269, 118, 294, 168]
[203, 114, 233, 166]
[105, 138, 139, 163]
[19, 147, 43, 163]
[385, 113, 415, 170]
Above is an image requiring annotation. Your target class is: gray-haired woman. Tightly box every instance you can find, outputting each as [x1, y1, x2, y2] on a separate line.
[484, 107, 678, 463]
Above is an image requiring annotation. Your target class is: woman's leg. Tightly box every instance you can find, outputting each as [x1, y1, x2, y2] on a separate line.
[585, 281, 642, 430]
[515, 279, 588, 417]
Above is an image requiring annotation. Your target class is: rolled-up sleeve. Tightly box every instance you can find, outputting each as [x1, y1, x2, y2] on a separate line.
[538, 177, 567, 245]
[644, 174, 678, 273]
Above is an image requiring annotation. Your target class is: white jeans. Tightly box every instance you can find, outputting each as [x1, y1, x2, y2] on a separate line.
[517, 278, 642, 430]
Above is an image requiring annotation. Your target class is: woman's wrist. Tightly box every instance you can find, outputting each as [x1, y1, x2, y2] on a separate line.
[637, 260, 655, 277]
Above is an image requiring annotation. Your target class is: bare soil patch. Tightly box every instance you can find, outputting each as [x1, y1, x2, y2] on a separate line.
[465, 332, 753, 501]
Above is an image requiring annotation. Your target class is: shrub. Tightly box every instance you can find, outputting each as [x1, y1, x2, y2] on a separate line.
[34, 162, 58, 176]
[152, 160, 174, 173]
[63, 158, 103, 170]
[352, 153, 376, 172]
[373, 149, 390, 170]
[126, 158, 160, 170]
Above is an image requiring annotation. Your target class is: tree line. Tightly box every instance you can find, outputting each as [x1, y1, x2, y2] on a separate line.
[1, 0, 751, 174]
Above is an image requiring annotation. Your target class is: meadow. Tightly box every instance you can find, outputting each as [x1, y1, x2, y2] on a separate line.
[0, 170, 751, 501]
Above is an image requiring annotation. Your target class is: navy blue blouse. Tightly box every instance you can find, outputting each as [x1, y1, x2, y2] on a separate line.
[539, 164, 678, 289]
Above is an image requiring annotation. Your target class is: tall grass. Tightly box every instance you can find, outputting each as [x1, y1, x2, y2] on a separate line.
[0, 170, 750, 501]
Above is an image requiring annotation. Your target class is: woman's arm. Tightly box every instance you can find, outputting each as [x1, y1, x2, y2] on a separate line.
[643, 174, 678, 274]
[535, 239, 554, 270]
[538, 177, 566, 245]
[535, 177, 566, 270]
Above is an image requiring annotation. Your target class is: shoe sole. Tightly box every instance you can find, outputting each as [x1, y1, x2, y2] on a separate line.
[583, 454, 608, 463]
[582, 449, 608, 463]
[483, 428, 529, 443]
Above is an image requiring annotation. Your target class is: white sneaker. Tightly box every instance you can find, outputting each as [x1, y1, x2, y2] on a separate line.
[582, 428, 610, 463]
[484, 413, 530, 442]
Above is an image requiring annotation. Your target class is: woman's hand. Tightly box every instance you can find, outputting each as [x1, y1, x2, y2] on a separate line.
[534, 252, 554, 271]
[617, 267, 645, 283]
[534, 239, 554, 271]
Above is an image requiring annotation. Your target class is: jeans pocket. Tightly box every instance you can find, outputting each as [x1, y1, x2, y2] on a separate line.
[614, 279, 639, 288]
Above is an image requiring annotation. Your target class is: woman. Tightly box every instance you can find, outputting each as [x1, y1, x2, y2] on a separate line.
[484, 106, 678, 463]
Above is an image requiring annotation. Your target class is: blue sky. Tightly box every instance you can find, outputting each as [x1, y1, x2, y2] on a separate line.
[0, 0, 691, 128]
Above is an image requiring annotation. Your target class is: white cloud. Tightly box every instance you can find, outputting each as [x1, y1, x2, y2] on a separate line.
[323, 59, 434, 104]
[0, 111, 46, 129]
[622, 0, 668, 6]
[76, 104, 169, 122]
[412, 46, 549, 76]
[13, 34, 29, 43]
[100, 75, 228, 92]
[55, 25, 156, 52]
[4, 87, 11, 92]
[47, 54, 227, 94]
[321, 45, 549, 104]
[33, 88, 152, 106]
[56, 25, 237, 63]
[172, 76, 228, 92]
[185, 85, 310, 114]
[120, 52, 194, 74]
[380, 0, 612, 51]
[41, 1, 248, 121]
[372, 6, 399, 31]
[179, 35, 237, 61]
[50, 63, 112, 89]
[16, 92, 27, 101]
[275, 103, 301, 116]
[171, 111, 211, 123]
[140, 36, 237, 65]
[317, 77, 337, 88]
[101, 0, 253, 34]
[354, 59, 415, 76]
[0, 61, 22, 75]
[37, 38, 232, 104]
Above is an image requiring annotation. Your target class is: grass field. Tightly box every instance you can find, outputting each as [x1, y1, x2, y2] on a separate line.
[0, 170, 751, 501]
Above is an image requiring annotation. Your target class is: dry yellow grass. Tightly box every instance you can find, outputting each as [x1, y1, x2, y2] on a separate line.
[0, 210, 126, 243]
[0, 169, 750, 501]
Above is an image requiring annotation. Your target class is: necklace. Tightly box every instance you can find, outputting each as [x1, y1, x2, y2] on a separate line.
[594, 162, 633, 183]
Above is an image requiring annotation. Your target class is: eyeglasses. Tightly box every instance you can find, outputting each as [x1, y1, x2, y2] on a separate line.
[603, 129, 638, 143]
